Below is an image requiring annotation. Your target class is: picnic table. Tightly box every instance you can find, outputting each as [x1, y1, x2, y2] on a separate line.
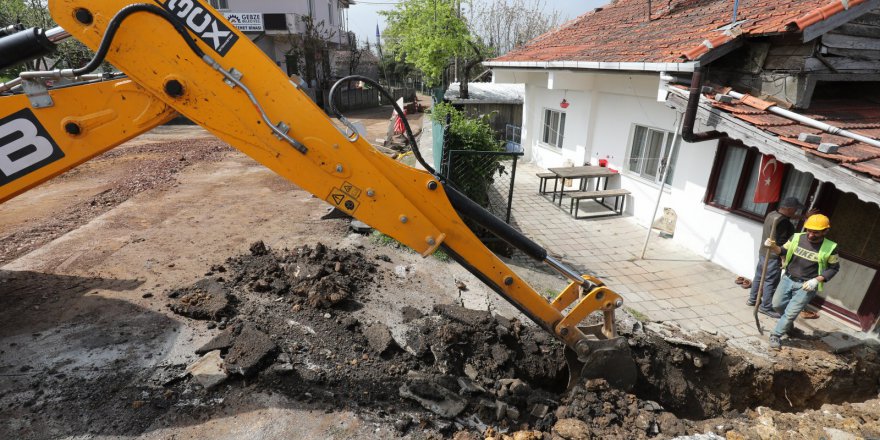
[548, 166, 617, 205]
[542, 166, 629, 218]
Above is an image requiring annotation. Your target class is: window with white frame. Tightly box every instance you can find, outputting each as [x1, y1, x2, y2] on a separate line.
[627, 124, 679, 185]
[706, 140, 813, 220]
[328, 2, 334, 24]
[541, 109, 565, 148]
[209, 0, 228, 10]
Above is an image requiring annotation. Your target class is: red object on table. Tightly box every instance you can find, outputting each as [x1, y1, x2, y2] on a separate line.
[598, 159, 608, 167]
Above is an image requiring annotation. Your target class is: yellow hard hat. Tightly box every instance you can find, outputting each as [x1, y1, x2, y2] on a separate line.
[804, 214, 830, 230]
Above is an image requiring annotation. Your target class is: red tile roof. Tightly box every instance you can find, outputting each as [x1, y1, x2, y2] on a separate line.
[492, 0, 870, 64]
[701, 89, 880, 179]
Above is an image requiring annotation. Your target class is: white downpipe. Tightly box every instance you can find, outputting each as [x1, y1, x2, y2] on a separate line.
[640, 114, 683, 260]
[726, 90, 880, 149]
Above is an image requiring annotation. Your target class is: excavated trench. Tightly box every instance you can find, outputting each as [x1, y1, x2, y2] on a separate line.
[165, 242, 880, 438]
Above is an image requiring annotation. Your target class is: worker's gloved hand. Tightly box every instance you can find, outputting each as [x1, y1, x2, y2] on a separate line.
[802, 278, 820, 292]
[764, 238, 776, 247]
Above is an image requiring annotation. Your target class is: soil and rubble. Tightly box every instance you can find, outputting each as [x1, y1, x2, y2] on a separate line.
[151, 242, 880, 439]
[3, 100, 880, 439]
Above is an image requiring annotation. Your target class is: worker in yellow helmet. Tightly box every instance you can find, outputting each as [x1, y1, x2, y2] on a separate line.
[763, 213, 839, 350]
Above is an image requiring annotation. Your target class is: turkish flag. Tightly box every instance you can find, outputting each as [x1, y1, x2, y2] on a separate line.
[753, 154, 784, 203]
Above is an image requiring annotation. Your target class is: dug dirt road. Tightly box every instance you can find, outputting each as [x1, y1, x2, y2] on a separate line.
[2, 104, 880, 440]
[0, 106, 556, 439]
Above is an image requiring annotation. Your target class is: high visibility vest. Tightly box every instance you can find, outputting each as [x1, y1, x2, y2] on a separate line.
[784, 233, 838, 292]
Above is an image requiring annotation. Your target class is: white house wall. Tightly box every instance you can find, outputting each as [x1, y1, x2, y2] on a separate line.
[496, 68, 770, 276]
[525, 85, 590, 167]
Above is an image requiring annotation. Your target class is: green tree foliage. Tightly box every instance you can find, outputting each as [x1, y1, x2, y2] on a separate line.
[431, 102, 503, 207]
[431, 102, 500, 153]
[380, 0, 472, 86]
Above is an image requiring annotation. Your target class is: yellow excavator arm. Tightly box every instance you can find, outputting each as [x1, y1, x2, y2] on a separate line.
[0, 0, 635, 389]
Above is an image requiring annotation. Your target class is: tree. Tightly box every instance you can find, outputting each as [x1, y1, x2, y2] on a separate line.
[468, 0, 562, 56]
[346, 33, 362, 76]
[381, 0, 483, 96]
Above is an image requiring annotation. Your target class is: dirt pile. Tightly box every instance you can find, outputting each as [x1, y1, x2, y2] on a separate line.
[162, 242, 880, 439]
[167, 242, 569, 431]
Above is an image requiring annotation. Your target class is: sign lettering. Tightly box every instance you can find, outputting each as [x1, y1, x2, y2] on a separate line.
[160, 0, 239, 56]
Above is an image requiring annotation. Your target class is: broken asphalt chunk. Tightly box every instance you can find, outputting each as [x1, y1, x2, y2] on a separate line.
[363, 322, 397, 354]
[399, 380, 466, 418]
[186, 350, 228, 389]
[434, 304, 491, 327]
[167, 279, 231, 320]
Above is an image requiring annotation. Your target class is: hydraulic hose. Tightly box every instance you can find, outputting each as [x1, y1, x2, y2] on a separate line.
[73, 3, 206, 76]
[328, 75, 434, 175]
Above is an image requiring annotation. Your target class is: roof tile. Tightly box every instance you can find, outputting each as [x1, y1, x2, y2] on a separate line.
[707, 91, 880, 181]
[492, 0, 861, 64]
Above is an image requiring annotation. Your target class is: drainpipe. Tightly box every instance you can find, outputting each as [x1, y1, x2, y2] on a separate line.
[680, 69, 725, 143]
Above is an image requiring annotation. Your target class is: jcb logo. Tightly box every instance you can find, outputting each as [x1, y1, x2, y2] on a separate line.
[160, 0, 239, 56]
[0, 109, 63, 185]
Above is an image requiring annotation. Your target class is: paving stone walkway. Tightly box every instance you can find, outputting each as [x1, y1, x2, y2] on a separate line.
[508, 161, 867, 351]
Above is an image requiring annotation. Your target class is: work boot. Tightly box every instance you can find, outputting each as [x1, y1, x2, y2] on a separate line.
[768, 334, 782, 350]
[759, 308, 781, 319]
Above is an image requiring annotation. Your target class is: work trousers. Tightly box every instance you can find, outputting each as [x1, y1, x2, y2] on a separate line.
[771, 274, 816, 336]
[749, 253, 782, 311]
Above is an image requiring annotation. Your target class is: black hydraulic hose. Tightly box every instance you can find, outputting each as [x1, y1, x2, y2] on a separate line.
[328, 75, 435, 175]
[328, 76, 551, 263]
[444, 185, 547, 261]
[73, 3, 206, 76]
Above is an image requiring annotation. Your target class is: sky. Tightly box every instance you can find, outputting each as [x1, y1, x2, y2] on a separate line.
[347, 0, 609, 49]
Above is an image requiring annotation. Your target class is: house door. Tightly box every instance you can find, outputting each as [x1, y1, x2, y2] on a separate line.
[812, 186, 880, 331]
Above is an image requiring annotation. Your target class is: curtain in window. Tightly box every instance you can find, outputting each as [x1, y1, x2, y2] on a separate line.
[629, 126, 646, 173]
[740, 158, 768, 215]
[780, 169, 813, 211]
[642, 130, 664, 180]
[543, 110, 551, 145]
[712, 146, 746, 207]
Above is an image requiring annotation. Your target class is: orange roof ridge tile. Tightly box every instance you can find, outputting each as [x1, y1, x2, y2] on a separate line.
[789, 0, 869, 30]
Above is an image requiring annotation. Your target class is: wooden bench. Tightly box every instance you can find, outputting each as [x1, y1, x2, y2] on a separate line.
[536, 172, 559, 194]
[568, 188, 631, 219]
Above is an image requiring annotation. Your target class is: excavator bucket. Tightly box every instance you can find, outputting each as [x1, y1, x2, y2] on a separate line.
[564, 323, 637, 391]
[550, 279, 638, 392]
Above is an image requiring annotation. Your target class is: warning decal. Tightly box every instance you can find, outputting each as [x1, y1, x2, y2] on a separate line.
[327, 187, 360, 213]
[340, 181, 361, 198]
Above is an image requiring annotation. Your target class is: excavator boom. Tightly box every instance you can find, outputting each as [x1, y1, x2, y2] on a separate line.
[0, 0, 636, 389]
